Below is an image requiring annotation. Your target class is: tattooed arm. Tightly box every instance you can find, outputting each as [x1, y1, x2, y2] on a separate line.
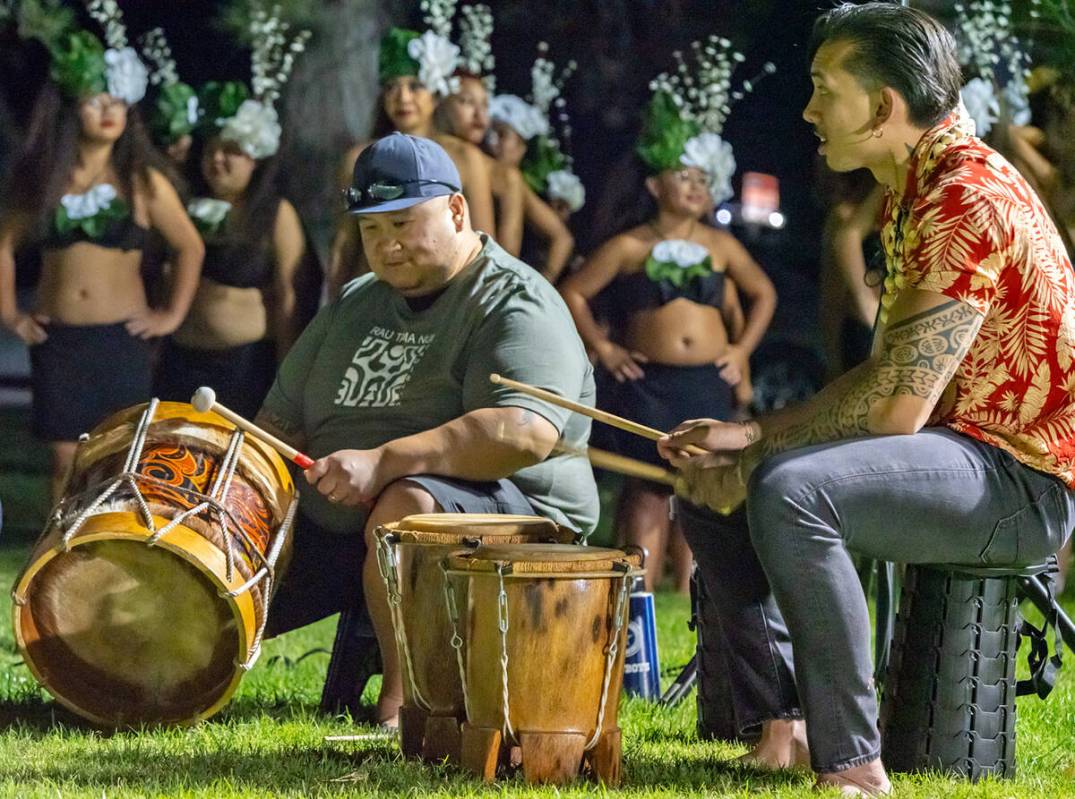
[671, 290, 982, 512]
[739, 290, 982, 479]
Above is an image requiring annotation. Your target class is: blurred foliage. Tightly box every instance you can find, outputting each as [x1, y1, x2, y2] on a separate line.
[4, 0, 76, 52]
[215, 0, 324, 42]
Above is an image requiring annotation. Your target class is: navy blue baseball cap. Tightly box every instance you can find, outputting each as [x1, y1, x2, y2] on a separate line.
[346, 132, 463, 214]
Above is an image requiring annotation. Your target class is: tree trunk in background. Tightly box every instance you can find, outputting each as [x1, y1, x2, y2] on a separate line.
[276, 0, 407, 260]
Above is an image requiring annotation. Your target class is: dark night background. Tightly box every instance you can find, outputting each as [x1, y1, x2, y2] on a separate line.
[0, 1, 949, 362]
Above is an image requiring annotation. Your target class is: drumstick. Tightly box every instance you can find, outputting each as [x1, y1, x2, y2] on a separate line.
[191, 386, 315, 470]
[562, 443, 678, 488]
[489, 373, 708, 456]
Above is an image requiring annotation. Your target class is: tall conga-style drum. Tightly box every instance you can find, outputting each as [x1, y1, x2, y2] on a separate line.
[12, 399, 296, 727]
[374, 513, 577, 761]
[443, 544, 641, 785]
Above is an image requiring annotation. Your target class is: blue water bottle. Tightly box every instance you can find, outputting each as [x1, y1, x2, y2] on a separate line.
[623, 575, 661, 699]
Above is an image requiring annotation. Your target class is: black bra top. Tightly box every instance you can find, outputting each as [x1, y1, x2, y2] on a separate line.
[41, 214, 148, 253]
[200, 238, 275, 290]
[611, 269, 725, 318]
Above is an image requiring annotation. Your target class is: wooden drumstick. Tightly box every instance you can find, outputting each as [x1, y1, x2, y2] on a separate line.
[191, 386, 315, 470]
[562, 443, 678, 488]
[489, 373, 708, 456]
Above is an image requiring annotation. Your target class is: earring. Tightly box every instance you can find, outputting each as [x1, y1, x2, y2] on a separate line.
[872, 127, 884, 139]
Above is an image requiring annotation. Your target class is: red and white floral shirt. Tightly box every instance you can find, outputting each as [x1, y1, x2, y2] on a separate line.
[881, 116, 1075, 487]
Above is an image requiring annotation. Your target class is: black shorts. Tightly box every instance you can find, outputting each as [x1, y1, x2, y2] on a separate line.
[264, 474, 535, 637]
[155, 338, 277, 419]
[30, 322, 153, 441]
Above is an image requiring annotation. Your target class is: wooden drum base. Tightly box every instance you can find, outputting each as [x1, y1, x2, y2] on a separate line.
[460, 723, 622, 786]
[398, 704, 463, 763]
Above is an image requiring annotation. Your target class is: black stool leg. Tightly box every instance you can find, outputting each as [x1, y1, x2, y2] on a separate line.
[320, 606, 382, 717]
[1018, 573, 1075, 654]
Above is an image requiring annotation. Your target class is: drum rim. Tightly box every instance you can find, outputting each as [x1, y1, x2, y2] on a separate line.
[12, 510, 255, 727]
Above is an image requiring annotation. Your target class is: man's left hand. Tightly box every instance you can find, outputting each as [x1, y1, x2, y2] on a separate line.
[304, 448, 386, 507]
[674, 454, 747, 515]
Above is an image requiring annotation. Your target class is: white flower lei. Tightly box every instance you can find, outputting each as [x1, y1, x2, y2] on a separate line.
[652, 239, 710, 268]
[546, 169, 585, 212]
[681, 132, 736, 205]
[188, 198, 232, 226]
[61, 183, 118, 220]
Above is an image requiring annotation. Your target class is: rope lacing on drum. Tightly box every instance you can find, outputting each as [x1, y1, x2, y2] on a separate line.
[442, 561, 472, 722]
[585, 568, 631, 751]
[53, 401, 287, 609]
[375, 533, 433, 712]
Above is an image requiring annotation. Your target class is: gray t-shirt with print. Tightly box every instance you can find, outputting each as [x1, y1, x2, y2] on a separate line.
[261, 236, 599, 536]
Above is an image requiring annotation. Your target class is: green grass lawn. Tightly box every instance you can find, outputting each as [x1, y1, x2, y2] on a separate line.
[0, 409, 1074, 797]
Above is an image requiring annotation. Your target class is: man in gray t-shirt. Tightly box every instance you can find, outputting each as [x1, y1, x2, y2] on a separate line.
[254, 133, 597, 726]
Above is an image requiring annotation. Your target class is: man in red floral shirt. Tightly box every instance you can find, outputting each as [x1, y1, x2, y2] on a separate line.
[659, 3, 1075, 796]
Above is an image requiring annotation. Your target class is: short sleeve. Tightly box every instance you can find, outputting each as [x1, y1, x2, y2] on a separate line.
[904, 178, 1006, 316]
[461, 288, 590, 434]
[259, 302, 334, 426]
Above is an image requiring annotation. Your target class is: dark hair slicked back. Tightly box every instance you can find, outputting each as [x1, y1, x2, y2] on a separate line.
[809, 2, 962, 128]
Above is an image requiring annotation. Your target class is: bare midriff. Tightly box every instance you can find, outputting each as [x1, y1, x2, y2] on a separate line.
[173, 277, 267, 350]
[36, 245, 147, 325]
[624, 298, 729, 366]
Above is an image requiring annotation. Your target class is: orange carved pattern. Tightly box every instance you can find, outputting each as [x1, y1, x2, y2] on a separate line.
[137, 444, 273, 554]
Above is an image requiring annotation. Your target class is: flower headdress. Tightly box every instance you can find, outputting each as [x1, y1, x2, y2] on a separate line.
[378, 1, 496, 98]
[199, 4, 310, 160]
[13, 0, 148, 104]
[954, 1, 1036, 138]
[637, 35, 774, 206]
[490, 43, 585, 212]
[139, 27, 199, 145]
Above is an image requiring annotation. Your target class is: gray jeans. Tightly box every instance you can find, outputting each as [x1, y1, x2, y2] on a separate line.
[681, 427, 1075, 773]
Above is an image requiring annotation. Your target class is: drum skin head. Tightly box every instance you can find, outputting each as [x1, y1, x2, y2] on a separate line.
[469, 543, 626, 562]
[20, 539, 237, 727]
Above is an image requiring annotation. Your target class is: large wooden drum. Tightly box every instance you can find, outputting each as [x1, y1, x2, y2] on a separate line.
[374, 513, 577, 761]
[443, 543, 641, 785]
[11, 400, 296, 727]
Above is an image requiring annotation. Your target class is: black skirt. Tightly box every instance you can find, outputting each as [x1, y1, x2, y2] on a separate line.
[602, 362, 733, 468]
[154, 338, 277, 419]
[30, 321, 153, 441]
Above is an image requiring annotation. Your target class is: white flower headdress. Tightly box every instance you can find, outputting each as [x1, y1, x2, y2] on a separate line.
[85, 0, 148, 104]
[642, 35, 774, 205]
[139, 27, 200, 142]
[954, 1, 1036, 138]
[216, 4, 309, 159]
[458, 3, 495, 92]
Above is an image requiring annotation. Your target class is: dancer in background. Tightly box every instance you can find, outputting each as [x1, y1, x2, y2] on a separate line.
[487, 47, 583, 282]
[155, 10, 311, 419]
[0, 3, 202, 501]
[328, 2, 495, 294]
[560, 36, 775, 592]
[435, 3, 526, 255]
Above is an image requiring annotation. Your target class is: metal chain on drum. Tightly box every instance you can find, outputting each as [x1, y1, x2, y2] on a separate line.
[585, 570, 631, 751]
[374, 534, 432, 711]
[496, 562, 517, 743]
[441, 562, 472, 721]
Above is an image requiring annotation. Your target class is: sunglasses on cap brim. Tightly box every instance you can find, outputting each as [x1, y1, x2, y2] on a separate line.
[344, 179, 462, 209]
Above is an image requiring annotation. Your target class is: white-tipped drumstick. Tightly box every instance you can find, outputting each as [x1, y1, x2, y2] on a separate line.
[191, 386, 315, 470]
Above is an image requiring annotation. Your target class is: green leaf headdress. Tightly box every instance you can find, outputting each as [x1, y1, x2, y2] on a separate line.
[637, 34, 773, 205]
[197, 4, 309, 159]
[378, 0, 470, 97]
[12, 0, 147, 103]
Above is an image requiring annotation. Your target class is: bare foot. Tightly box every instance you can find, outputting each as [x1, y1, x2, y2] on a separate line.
[815, 758, 891, 796]
[374, 693, 402, 729]
[735, 719, 810, 770]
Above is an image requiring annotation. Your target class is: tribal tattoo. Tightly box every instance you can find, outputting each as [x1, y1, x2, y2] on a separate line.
[746, 299, 982, 469]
